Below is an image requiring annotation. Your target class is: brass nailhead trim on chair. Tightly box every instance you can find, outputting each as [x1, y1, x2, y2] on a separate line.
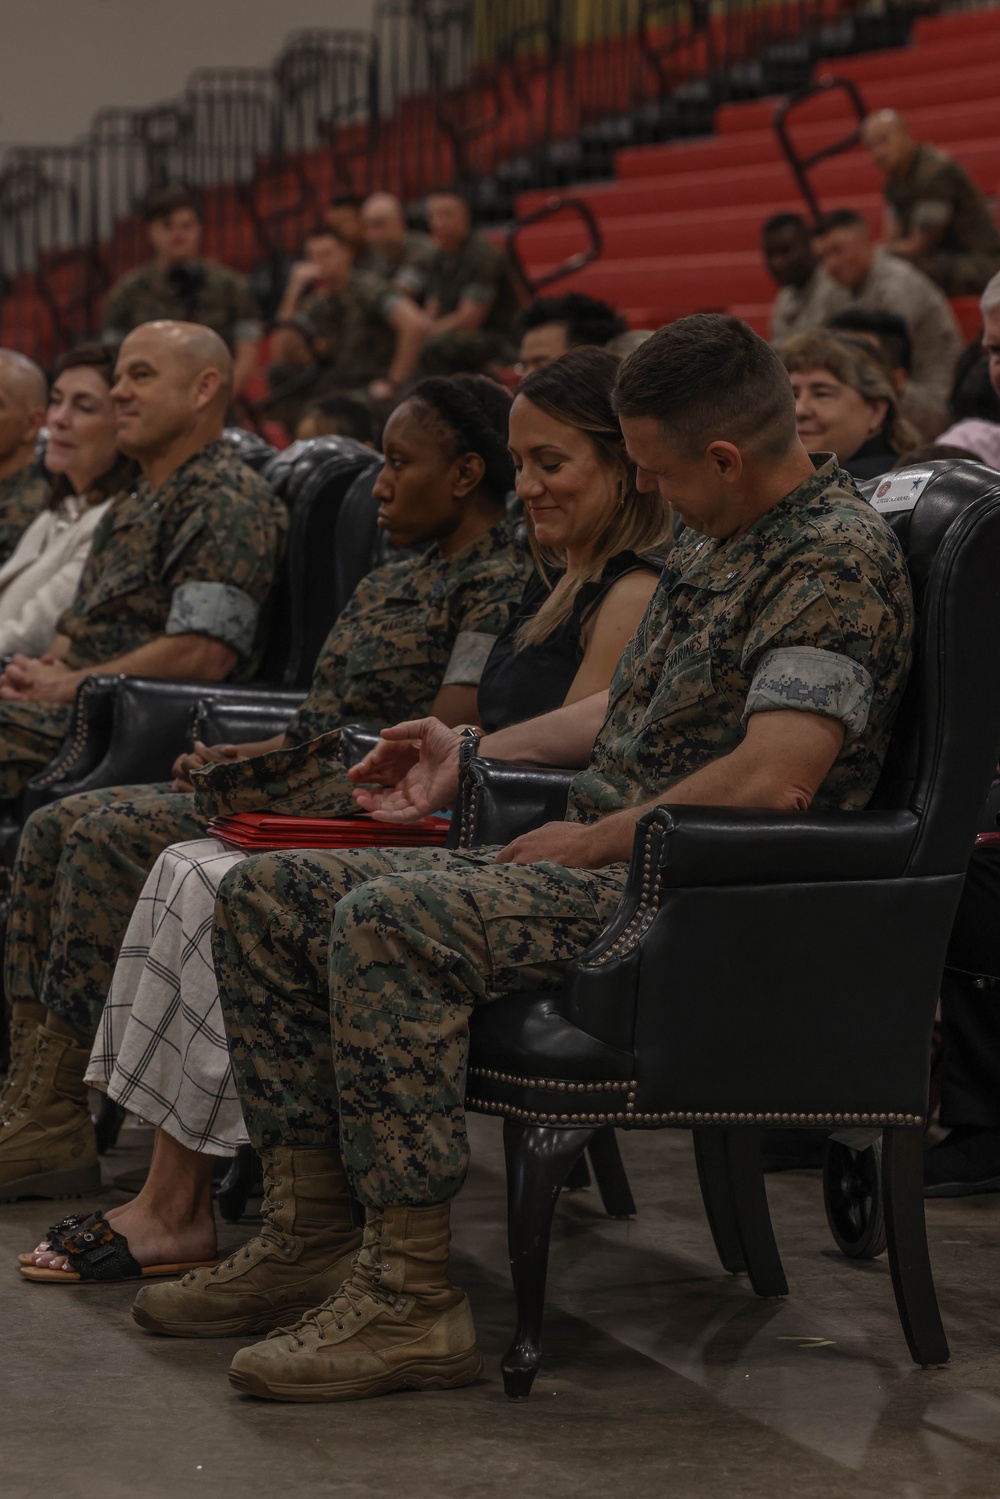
[465, 1091, 923, 1129]
[467, 1067, 635, 1093]
[591, 821, 666, 965]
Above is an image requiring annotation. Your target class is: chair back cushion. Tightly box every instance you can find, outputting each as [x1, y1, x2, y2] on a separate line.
[862, 461, 1000, 874]
[256, 440, 380, 687]
[223, 428, 277, 475]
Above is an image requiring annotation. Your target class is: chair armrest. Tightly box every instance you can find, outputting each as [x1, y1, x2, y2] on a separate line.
[647, 804, 920, 887]
[453, 758, 575, 849]
[21, 674, 123, 812]
[194, 689, 307, 748]
[22, 676, 291, 812]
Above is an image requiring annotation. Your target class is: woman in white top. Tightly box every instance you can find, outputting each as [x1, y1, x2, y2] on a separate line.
[0, 343, 138, 656]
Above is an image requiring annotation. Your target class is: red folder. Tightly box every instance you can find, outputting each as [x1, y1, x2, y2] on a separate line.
[205, 812, 451, 853]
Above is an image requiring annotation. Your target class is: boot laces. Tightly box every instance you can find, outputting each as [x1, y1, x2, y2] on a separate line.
[0, 1020, 33, 1118]
[3, 1034, 50, 1124]
[199, 1164, 288, 1282]
[272, 1215, 387, 1345]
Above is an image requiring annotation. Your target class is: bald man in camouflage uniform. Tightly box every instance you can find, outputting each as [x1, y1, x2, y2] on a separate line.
[133, 317, 914, 1406]
[0, 326, 286, 804]
[0, 350, 49, 566]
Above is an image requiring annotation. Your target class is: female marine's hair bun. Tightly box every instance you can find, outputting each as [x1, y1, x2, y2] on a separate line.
[410, 374, 514, 501]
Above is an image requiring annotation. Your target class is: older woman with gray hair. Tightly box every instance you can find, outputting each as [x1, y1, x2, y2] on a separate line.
[781, 327, 920, 480]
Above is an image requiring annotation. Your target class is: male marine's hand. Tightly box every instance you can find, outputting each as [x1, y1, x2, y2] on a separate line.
[349, 717, 462, 822]
[171, 739, 245, 793]
[0, 654, 82, 704]
[495, 815, 632, 869]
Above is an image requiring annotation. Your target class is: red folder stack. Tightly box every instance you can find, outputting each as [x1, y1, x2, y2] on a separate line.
[205, 812, 451, 853]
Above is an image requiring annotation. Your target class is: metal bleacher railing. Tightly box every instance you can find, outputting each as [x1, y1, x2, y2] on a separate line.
[0, 0, 940, 364]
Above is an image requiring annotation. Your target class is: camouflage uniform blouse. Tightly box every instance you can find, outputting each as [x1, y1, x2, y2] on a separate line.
[56, 439, 287, 681]
[285, 518, 528, 746]
[568, 458, 913, 823]
[102, 260, 263, 350]
[0, 463, 50, 568]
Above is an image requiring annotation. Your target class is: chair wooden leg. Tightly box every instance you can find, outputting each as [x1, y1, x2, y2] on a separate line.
[723, 1128, 788, 1298]
[565, 1154, 592, 1191]
[692, 1127, 746, 1275]
[586, 1127, 637, 1218]
[501, 1117, 594, 1400]
[882, 1128, 950, 1367]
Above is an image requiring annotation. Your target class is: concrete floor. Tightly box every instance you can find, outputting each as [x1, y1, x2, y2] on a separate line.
[3, 1118, 1000, 1499]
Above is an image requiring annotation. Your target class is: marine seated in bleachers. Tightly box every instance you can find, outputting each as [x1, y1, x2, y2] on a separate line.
[360, 193, 436, 303]
[864, 109, 1000, 298]
[0, 344, 138, 657]
[813, 208, 962, 429]
[516, 292, 628, 375]
[0, 350, 50, 567]
[0, 320, 286, 804]
[266, 228, 428, 436]
[102, 186, 263, 397]
[763, 212, 839, 347]
[419, 189, 522, 376]
[295, 394, 377, 445]
[827, 306, 947, 441]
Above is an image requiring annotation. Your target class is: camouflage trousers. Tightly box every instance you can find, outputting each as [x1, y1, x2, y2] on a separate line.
[5, 784, 202, 1035]
[213, 846, 627, 1208]
[0, 701, 74, 799]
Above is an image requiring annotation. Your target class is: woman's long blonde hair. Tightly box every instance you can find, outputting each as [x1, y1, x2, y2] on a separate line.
[513, 347, 672, 650]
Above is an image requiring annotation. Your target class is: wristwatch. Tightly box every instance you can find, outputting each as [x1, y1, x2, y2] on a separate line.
[457, 726, 481, 772]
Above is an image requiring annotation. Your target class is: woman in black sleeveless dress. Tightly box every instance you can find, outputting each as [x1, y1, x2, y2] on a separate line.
[479, 346, 673, 732]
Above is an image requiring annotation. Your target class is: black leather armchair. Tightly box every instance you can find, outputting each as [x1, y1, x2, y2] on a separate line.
[13, 439, 380, 822]
[453, 461, 1000, 1396]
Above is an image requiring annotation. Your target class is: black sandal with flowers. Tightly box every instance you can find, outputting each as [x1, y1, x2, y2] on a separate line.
[19, 1212, 220, 1284]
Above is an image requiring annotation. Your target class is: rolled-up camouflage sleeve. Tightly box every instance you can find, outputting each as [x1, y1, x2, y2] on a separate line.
[442, 630, 499, 686]
[744, 645, 874, 734]
[166, 580, 260, 656]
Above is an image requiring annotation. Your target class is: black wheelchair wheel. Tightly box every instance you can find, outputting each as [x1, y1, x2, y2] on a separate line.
[823, 1135, 886, 1259]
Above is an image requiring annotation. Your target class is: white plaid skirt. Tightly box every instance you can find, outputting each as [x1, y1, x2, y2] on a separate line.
[86, 838, 249, 1156]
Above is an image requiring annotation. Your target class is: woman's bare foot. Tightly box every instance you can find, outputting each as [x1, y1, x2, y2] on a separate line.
[30, 1195, 217, 1273]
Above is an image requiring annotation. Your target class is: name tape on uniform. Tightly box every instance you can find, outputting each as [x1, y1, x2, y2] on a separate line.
[868, 470, 934, 515]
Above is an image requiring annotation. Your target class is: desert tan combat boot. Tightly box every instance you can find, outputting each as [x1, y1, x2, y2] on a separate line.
[0, 1014, 100, 1201]
[0, 1001, 46, 1123]
[132, 1146, 362, 1337]
[228, 1202, 481, 1402]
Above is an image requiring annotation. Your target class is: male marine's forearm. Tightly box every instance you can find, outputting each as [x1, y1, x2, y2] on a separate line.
[89, 633, 237, 683]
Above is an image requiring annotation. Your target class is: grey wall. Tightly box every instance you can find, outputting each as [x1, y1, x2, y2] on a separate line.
[0, 0, 375, 146]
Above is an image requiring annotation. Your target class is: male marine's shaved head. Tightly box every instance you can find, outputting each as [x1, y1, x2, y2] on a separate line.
[113, 320, 233, 465]
[863, 110, 915, 177]
[0, 349, 48, 413]
[127, 320, 233, 398]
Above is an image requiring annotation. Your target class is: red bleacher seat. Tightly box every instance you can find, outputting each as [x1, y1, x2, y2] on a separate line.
[514, 7, 1000, 339]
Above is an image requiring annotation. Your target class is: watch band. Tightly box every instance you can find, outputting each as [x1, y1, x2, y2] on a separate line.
[458, 726, 481, 771]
